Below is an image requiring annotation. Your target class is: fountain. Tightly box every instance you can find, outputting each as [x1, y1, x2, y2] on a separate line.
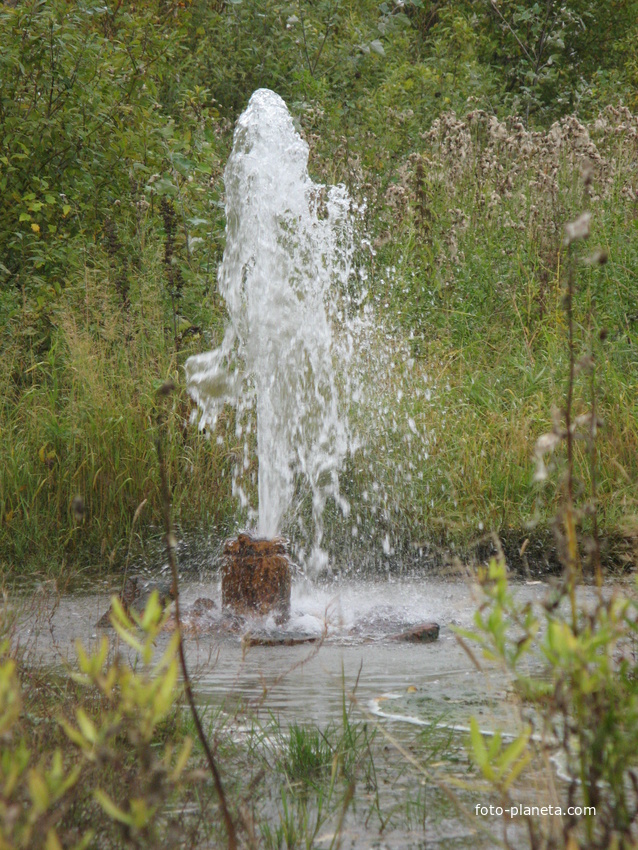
[185, 89, 357, 615]
[183, 88, 438, 643]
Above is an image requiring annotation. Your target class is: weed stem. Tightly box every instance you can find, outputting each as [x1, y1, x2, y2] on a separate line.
[155, 387, 238, 850]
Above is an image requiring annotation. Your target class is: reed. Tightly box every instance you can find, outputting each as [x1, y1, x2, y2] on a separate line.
[0, 243, 235, 578]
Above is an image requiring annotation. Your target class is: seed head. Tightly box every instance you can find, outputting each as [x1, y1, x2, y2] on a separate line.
[564, 212, 591, 246]
[584, 249, 608, 266]
[72, 495, 85, 523]
[157, 380, 176, 397]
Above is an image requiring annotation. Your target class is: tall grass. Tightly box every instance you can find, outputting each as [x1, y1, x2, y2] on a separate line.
[2, 108, 637, 576]
[0, 242, 235, 577]
[331, 107, 638, 566]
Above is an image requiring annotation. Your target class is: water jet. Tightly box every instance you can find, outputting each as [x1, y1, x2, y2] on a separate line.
[185, 88, 438, 642]
[185, 88, 356, 613]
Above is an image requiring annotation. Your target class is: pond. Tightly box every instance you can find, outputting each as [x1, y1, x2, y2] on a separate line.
[15, 574, 603, 848]
[19, 576, 539, 728]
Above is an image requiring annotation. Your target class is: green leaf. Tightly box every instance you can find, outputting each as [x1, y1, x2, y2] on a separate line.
[71, 831, 95, 850]
[153, 659, 178, 719]
[76, 708, 97, 744]
[130, 797, 155, 827]
[170, 737, 193, 780]
[28, 768, 50, 811]
[498, 728, 530, 772]
[152, 177, 178, 196]
[45, 829, 63, 850]
[469, 717, 489, 770]
[503, 751, 532, 791]
[94, 789, 134, 826]
[140, 590, 162, 631]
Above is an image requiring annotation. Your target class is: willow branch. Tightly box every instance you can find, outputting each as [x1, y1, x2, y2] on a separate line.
[155, 383, 237, 850]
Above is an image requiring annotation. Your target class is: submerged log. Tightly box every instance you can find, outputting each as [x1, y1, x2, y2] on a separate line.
[221, 532, 291, 623]
[243, 633, 319, 648]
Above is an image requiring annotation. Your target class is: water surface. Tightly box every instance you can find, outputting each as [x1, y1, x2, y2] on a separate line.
[18, 577, 549, 732]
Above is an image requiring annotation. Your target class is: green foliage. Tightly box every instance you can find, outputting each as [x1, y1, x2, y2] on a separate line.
[0, 0, 225, 342]
[462, 559, 638, 847]
[0, 642, 89, 850]
[458, 559, 540, 666]
[258, 704, 373, 849]
[456, 196, 638, 843]
[277, 712, 373, 790]
[406, 0, 638, 122]
[1, 1, 163, 289]
[0, 595, 195, 849]
[468, 715, 532, 793]
[281, 724, 334, 785]
[1, 0, 637, 573]
[194, 0, 391, 112]
[0, 238, 236, 572]
[482, 0, 606, 118]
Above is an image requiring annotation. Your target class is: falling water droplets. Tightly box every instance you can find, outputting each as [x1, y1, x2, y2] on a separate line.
[185, 89, 437, 572]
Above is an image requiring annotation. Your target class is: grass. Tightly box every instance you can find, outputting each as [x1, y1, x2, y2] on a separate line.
[330, 109, 638, 568]
[0, 243, 237, 578]
[2, 6, 637, 847]
[1, 106, 637, 579]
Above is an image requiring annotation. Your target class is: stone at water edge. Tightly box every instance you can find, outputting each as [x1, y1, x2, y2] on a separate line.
[164, 597, 226, 635]
[221, 532, 291, 623]
[190, 597, 217, 616]
[96, 576, 175, 628]
[390, 622, 440, 643]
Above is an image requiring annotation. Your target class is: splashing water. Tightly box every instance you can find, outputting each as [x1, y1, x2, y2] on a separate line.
[185, 89, 357, 570]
